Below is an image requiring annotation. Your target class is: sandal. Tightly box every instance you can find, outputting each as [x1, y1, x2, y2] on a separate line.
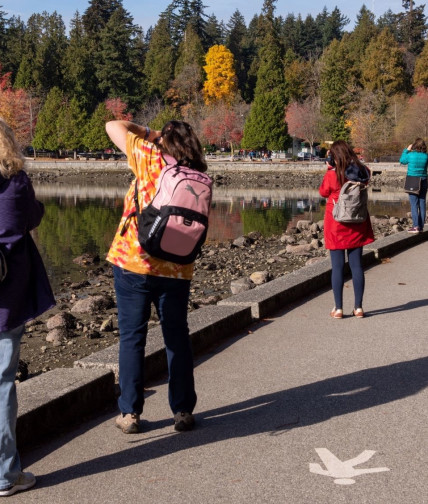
[330, 307, 343, 319]
[353, 308, 364, 318]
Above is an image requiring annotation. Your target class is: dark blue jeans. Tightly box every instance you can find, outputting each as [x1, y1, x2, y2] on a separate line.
[113, 266, 196, 416]
[408, 177, 427, 230]
[330, 247, 364, 310]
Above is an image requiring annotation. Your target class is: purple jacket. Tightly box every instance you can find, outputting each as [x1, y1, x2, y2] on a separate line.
[0, 170, 55, 331]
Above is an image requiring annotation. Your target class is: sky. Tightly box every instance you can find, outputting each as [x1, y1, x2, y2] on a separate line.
[4, 0, 408, 32]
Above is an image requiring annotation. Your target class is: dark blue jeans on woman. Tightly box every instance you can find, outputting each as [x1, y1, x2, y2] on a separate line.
[330, 247, 364, 310]
[408, 177, 427, 230]
[113, 265, 197, 416]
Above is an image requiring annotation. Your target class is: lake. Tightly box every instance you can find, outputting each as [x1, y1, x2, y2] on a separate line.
[31, 182, 410, 289]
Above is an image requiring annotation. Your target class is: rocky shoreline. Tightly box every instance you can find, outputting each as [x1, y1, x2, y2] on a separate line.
[17, 168, 410, 381]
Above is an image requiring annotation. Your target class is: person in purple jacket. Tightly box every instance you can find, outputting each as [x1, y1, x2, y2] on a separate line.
[0, 119, 55, 497]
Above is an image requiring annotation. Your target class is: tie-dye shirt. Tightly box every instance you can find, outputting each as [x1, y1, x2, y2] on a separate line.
[106, 132, 194, 279]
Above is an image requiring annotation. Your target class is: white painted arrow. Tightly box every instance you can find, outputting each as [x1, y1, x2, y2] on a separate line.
[310, 448, 390, 485]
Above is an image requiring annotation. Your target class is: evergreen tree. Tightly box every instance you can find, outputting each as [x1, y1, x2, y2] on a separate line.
[82, 0, 122, 41]
[317, 7, 349, 48]
[83, 102, 114, 151]
[377, 9, 400, 40]
[243, 14, 263, 103]
[280, 13, 297, 53]
[33, 87, 65, 152]
[302, 15, 323, 58]
[396, 1, 427, 55]
[361, 28, 408, 96]
[413, 40, 428, 87]
[348, 5, 378, 62]
[324, 7, 349, 44]
[242, 0, 288, 150]
[0, 7, 7, 62]
[15, 12, 67, 93]
[188, 0, 208, 48]
[320, 38, 352, 140]
[34, 12, 67, 91]
[292, 15, 306, 58]
[143, 15, 175, 98]
[205, 14, 224, 47]
[284, 49, 308, 102]
[14, 14, 43, 90]
[344, 6, 378, 88]
[174, 24, 205, 77]
[226, 10, 250, 100]
[63, 12, 98, 112]
[57, 97, 87, 157]
[95, 6, 142, 108]
[2, 15, 25, 82]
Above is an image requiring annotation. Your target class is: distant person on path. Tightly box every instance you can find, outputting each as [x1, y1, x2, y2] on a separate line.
[0, 119, 55, 497]
[105, 120, 207, 434]
[399, 138, 428, 233]
[319, 140, 374, 319]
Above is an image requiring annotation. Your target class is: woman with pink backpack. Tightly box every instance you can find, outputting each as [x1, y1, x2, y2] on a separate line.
[105, 120, 208, 435]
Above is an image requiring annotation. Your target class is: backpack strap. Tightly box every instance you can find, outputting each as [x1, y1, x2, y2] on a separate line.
[120, 179, 140, 236]
[120, 155, 179, 237]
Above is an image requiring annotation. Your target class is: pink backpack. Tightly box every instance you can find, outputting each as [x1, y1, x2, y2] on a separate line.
[126, 154, 212, 264]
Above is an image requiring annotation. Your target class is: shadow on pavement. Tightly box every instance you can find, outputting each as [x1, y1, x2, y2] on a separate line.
[34, 356, 427, 487]
[367, 297, 428, 316]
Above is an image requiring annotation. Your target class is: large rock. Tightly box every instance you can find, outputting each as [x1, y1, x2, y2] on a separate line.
[70, 295, 115, 314]
[296, 220, 312, 231]
[230, 277, 253, 294]
[285, 243, 314, 255]
[46, 328, 69, 346]
[232, 236, 253, 248]
[46, 312, 76, 330]
[250, 271, 270, 285]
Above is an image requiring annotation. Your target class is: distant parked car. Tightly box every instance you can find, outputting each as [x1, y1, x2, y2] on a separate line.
[297, 152, 313, 160]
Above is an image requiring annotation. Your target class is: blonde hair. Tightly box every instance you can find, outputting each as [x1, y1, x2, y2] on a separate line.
[0, 119, 25, 178]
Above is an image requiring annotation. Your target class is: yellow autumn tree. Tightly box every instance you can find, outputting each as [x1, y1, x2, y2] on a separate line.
[203, 45, 237, 105]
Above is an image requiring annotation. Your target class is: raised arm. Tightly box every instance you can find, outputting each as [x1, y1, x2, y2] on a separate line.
[105, 121, 162, 153]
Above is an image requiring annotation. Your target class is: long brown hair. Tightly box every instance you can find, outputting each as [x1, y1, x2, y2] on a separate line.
[159, 120, 207, 173]
[330, 140, 365, 186]
[411, 138, 427, 153]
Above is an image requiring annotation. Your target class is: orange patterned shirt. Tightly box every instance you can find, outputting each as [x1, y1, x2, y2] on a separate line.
[106, 132, 194, 279]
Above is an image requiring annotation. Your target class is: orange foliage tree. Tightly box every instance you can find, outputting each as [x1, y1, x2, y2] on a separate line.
[203, 45, 237, 105]
[0, 70, 39, 146]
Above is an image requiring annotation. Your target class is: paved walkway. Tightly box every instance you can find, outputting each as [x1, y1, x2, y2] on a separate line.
[13, 242, 428, 503]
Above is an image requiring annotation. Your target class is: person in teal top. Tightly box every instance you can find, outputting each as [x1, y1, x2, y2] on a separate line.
[400, 138, 428, 233]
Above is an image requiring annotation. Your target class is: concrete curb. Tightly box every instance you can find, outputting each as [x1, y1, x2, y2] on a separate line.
[16, 368, 115, 449]
[74, 304, 253, 381]
[16, 230, 428, 446]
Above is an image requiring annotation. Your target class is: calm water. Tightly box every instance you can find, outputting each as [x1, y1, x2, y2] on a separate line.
[31, 182, 410, 289]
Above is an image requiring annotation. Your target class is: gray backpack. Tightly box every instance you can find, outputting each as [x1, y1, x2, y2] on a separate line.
[332, 181, 368, 223]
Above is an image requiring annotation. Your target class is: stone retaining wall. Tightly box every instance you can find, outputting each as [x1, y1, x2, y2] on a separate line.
[25, 159, 406, 174]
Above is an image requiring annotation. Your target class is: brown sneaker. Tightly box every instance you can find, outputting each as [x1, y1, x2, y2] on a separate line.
[115, 413, 140, 434]
[174, 412, 195, 432]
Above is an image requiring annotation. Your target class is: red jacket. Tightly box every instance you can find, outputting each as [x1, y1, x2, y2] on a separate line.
[319, 167, 374, 250]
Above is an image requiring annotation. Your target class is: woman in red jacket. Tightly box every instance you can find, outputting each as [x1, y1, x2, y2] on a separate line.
[319, 140, 374, 319]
